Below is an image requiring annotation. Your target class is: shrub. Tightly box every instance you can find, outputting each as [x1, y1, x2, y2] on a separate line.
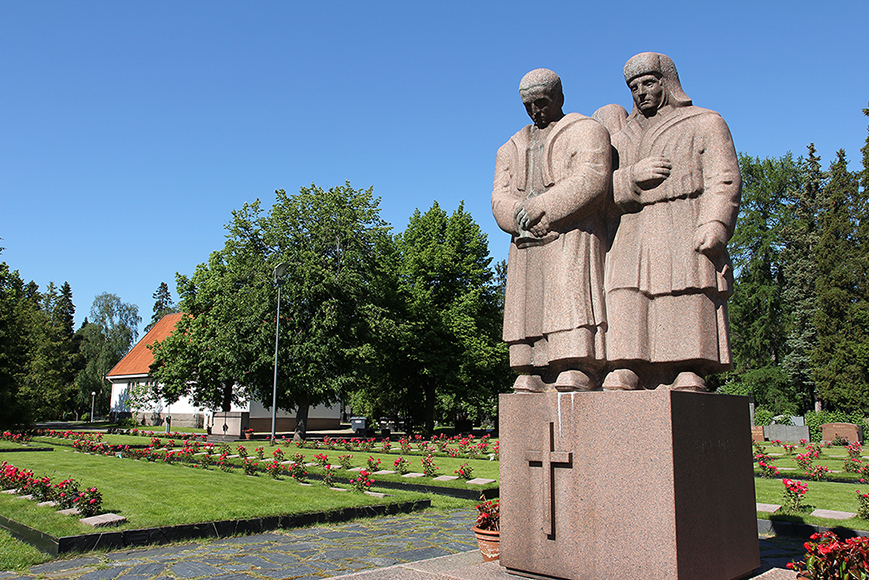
[349, 469, 373, 492]
[455, 463, 473, 479]
[858, 490, 869, 520]
[73, 487, 102, 518]
[367, 456, 381, 471]
[788, 531, 869, 578]
[322, 465, 335, 488]
[265, 461, 283, 479]
[393, 456, 409, 475]
[753, 407, 775, 426]
[242, 458, 258, 476]
[287, 461, 307, 481]
[782, 478, 808, 514]
[806, 464, 830, 482]
[421, 454, 438, 477]
[338, 455, 352, 469]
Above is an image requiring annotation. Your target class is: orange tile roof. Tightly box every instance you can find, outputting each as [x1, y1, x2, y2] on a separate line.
[106, 312, 185, 378]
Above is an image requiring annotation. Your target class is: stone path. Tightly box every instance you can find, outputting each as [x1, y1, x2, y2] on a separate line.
[0, 510, 808, 580]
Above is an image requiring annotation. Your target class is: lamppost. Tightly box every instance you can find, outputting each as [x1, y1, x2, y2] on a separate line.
[90, 391, 96, 423]
[271, 262, 289, 444]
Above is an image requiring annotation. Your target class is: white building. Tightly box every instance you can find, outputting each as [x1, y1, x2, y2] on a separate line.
[107, 313, 341, 434]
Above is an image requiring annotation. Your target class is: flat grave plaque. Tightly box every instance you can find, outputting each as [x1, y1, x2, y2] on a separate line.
[811, 509, 857, 520]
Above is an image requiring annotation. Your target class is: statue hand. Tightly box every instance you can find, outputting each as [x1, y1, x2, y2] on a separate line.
[631, 156, 671, 189]
[522, 198, 549, 237]
[694, 222, 728, 256]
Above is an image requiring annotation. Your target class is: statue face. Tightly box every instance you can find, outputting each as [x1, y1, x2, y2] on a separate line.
[628, 74, 665, 115]
[521, 89, 563, 129]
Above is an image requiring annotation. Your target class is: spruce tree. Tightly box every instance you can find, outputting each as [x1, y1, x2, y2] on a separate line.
[144, 282, 177, 333]
[813, 149, 869, 411]
[781, 144, 823, 412]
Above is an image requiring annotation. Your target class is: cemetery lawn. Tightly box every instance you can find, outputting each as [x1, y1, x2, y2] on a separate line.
[0, 447, 428, 538]
[754, 476, 869, 530]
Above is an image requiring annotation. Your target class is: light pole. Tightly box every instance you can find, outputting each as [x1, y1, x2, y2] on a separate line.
[271, 262, 289, 444]
[90, 391, 96, 423]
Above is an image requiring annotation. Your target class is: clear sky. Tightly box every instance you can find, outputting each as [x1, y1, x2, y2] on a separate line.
[2, 1, 867, 334]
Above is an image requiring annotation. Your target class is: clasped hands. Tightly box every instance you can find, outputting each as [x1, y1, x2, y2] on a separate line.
[515, 198, 549, 237]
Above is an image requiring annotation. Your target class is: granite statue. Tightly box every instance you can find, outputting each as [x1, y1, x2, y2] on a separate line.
[491, 68, 611, 392]
[600, 52, 741, 392]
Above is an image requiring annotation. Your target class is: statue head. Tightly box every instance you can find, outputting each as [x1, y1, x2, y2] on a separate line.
[623, 52, 691, 117]
[519, 68, 565, 129]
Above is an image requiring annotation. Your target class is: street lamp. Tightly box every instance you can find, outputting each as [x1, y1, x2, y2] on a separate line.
[271, 262, 289, 444]
[90, 391, 96, 423]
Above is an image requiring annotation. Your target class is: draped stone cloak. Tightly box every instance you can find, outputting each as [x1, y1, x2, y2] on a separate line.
[606, 105, 741, 373]
[492, 113, 611, 370]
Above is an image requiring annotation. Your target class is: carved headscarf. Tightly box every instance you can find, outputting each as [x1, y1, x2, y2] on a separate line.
[623, 52, 692, 109]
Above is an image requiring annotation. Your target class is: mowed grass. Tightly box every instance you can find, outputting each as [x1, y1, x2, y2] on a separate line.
[0, 528, 51, 570]
[0, 447, 428, 537]
[29, 437, 502, 488]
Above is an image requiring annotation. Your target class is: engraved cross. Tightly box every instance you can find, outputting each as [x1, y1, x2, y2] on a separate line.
[525, 422, 573, 539]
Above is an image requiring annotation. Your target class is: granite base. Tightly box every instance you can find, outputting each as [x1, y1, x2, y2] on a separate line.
[499, 390, 760, 580]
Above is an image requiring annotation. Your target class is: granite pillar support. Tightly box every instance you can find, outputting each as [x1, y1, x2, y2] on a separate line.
[499, 390, 759, 580]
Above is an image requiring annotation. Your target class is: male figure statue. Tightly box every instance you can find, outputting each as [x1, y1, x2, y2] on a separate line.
[602, 52, 741, 391]
[492, 69, 611, 392]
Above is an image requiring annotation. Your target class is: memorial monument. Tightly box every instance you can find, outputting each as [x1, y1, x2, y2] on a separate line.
[495, 55, 759, 580]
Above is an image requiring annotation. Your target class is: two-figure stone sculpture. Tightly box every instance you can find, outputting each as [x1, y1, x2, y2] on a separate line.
[494, 52, 741, 393]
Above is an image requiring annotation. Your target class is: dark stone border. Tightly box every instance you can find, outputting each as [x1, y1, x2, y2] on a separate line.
[758, 518, 869, 539]
[0, 447, 54, 453]
[0, 499, 430, 556]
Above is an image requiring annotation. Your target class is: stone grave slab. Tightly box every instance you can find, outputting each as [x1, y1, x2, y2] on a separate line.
[811, 509, 857, 520]
[433, 475, 459, 481]
[346, 467, 362, 472]
[37, 500, 57, 507]
[58, 507, 80, 515]
[227, 454, 240, 459]
[756, 503, 781, 513]
[373, 470, 395, 475]
[280, 460, 293, 465]
[81, 513, 127, 527]
[304, 462, 318, 467]
[1, 489, 17, 494]
[330, 487, 348, 492]
[402, 473, 425, 478]
[466, 478, 496, 485]
[364, 491, 390, 498]
[821, 423, 862, 444]
[17, 494, 34, 500]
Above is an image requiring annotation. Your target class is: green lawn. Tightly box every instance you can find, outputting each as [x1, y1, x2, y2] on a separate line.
[0, 447, 428, 537]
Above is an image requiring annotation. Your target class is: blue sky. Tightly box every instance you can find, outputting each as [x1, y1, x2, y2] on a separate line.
[2, 1, 867, 334]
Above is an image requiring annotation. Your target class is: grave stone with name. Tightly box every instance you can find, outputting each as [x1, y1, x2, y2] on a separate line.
[821, 422, 863, 444]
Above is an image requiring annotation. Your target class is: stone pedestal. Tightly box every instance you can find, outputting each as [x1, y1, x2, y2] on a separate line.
[499, 390, 759, 580]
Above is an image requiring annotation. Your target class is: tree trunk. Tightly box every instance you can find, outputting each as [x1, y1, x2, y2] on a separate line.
[221, 382, 233, 412]
[424, 381, 435, 436]
[294, 400, 310, 441]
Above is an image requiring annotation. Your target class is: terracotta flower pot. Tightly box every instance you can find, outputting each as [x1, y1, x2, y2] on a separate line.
[472, 525, 500, 561]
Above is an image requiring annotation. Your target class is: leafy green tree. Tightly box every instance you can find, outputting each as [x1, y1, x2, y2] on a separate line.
[152, 183, 393, 439]
[75, 293, 141, 417]
[144, 282, 177, 333]
[813, 149, 869, 411]
[389, 202, 509, 434]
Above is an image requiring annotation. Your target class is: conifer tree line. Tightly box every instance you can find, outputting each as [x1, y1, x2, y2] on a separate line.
[0, 258, 148, 427]
[719, 105, 869, 418]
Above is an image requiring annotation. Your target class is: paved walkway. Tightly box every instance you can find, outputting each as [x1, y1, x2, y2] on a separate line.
[1, 510, 805, 580]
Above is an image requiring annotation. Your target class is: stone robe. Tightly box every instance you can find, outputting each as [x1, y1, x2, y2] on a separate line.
[606, 104, 741, 375]
[492, 113, 611, 371]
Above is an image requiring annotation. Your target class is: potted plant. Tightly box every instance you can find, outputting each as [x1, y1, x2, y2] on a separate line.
[473, 496, 500, 561]
[242, 428, 254, 440]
